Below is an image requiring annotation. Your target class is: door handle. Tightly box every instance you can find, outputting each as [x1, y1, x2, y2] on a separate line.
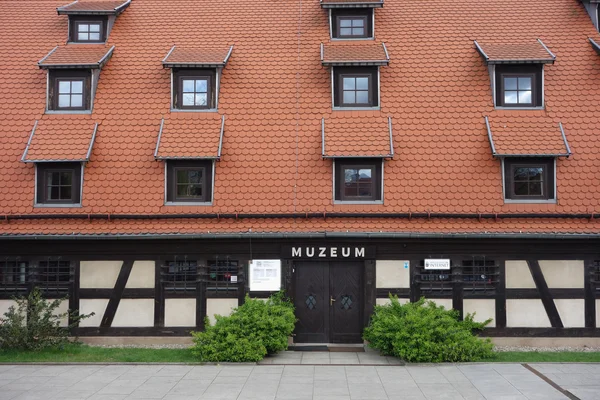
[330, 296, 336, 306]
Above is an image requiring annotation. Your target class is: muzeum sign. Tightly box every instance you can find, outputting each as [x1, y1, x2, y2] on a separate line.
[283, 245, 375, 259]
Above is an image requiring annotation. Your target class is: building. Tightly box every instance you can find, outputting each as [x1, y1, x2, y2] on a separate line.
[0, 0, 600, 343]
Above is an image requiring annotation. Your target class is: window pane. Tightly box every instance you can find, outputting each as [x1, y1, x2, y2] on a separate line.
[356, 77, 369, 90]
[344, 168, 358, 183]
[353, 27, 365, 36]
[343, 77, 355, 90]
[513, 182, 528, 196]
[60, 186, 72, 200]
[58, 94, 70, 107]
[47, 172, 59, 186]
[504, 77, 518, 90]
[344, 184, 358, 197]
[71, 95, 83, 107]
[89, 32, 100, 41]
[182, 93, 194, 106]
[89, 24, 100, 32]
[176, 170, 189, 184]
[504, 91, 518, 104]
[358, 184, 372, 196]
[356, 90, 369, 104]
[176, 184, 190, 197]
[528, 167, 543, 180]
[58, 81, 71, 94]
[195, 93, 208, 106]
[189, 184, 203, 197]
[343, 91, 355, 104]
[49, 186, 60, 200]
[353, 19, 365, 27]
[71, 81, 83, 94]
[78, 32, 89, 41]
[518, 77, 532, 90]
[340, 28, 352, 36]
[340, 19, 352, 27]
[60, 171, 72, 185]
[78, 24, 88, 32]
[518, 90, 532, 104]
[195, 79, 207, 92]
[188, 170, 203, 183]
[182, 80, 194, 93]
[529, 182, 542, 196]
[358, 168, 372, 180]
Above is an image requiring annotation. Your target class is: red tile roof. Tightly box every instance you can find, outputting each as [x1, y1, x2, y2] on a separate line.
[57, 0, 130, 15]
[162, 46, 234, 68]
[320, 0, 384, 8]
[322, 114, 393, 158]
[155, 113, 225, 160]
[475, 40, 556, 64]
[38, 44, 114, 69]
[22, 116, 97, 162]
[485, 115, 570, 157]
[1, 0, 600, 236]
[322, 42, 389, 66]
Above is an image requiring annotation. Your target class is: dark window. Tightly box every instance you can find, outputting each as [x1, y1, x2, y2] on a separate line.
[162, 260, 198, 293]
[173, 69, 216, 110]
[335, 159, 382, 202]
[462, 258, 499, 294]
[593, 260, 600, 292]
[166, 160, 213, 203]
[334, 67, 378, 107]
[504, 158, 554, 201]
[495, 64, 543, 107]
[48, 70, 91, 111]
[69, 16, 107, 43]
[206, 259, 239, 292]
[36, 162, 82, 205]
[34, 260, 72, 296]
[331, 9, 373, 39]
[417, 260, 453, 295]
[0, 260, 29, 296]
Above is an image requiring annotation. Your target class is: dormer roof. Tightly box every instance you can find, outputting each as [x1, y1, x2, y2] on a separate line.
[321, 42, 389, 66]
[474, 40, 556, 65]
[320, 0, 383, 8]
[162, 46, 234, 69]
[38, 45, 115, 69]
[57, 0, 131, 16]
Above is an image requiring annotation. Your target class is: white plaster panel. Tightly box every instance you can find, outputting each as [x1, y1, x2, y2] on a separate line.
[80, 261, 122, 288]
[376, 260, 410, 289]
[505, 261, 536, 289]
[463, 299, 496, 327]
[0, 300, 18, 319]
[47, 299, 69, 327]
[112, 299, 154, 327]
[425, 298, 453, 310]
[375, 298, 410, 306]
[125, 261, 155, 289]
[165, 298, 196, 327]
[597, 300, 600, 328]
[507, 299, 551, 327]
[78, 299, 109, 327]
[539, 260, 584, 289]
[554, 299, 585, 328]
[206, 298, 238, 325]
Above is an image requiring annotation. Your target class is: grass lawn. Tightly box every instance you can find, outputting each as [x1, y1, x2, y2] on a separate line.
[1, 344, 600, 363]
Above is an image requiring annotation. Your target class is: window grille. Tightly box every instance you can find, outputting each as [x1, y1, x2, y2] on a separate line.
[593, 260, 600, 292]
[206, 259, 240, 292]
[0, 260, 29, 296]
[416, 260, 453, 295]
[33, 260, 72, 296]
[462, 258, 499, 294]
[161, 260, 198, 293]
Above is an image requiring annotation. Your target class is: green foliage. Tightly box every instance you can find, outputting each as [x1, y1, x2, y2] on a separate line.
[364, 296, 494, 363]
[191, 292, 296, 362]
[0, 288, 94, 351]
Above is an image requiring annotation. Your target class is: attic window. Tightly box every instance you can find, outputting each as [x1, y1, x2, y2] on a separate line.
[331, 9, 373, 39]
[503, 158, 555, 202]
[70, 17, 107, 43]
[49, 70, 91, 111]
[174, 70, 215, 110]
[495, 65, 542, 108]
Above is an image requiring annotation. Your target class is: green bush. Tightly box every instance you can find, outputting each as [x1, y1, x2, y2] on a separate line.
[363, 296, 494, 362]
[191, 292, 296, 362]
[0, 288, 93, 351]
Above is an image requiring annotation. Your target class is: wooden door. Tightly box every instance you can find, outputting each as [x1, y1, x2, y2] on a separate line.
[293, 261, 329, 343]
[329, 261, 363, 343]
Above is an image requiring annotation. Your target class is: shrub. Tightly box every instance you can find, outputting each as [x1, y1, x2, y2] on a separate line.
[191, 292, 296, 362]
[363, 296, 494, 362]
[0, 288, 94, 351]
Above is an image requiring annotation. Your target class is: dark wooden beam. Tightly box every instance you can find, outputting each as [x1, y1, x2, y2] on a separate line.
[364, 260, 376, 327]
[68, 261, 81, 326]
[584, 260, 596, 328]
[74, 327, 194, 336]
[506, 289, 585, 299]
[100, 260, 134, 327]
[154, 260, 164, 328]
[480, 327, 600, 337]
[526, 260, 563, 328]
[80, 288, 155, 299]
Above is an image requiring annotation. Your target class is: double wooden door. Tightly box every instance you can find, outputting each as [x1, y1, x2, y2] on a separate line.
[293, 261, 363, 343]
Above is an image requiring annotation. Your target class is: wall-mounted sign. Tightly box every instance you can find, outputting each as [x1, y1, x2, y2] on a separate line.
[283, 245, 375, 259]
[249, 260, 281, 291]
[424, 259, 451, 270]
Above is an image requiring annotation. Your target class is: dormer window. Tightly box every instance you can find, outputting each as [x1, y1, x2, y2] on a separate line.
[162, 45, 234, 112]
[332, 9, 373, 39]
[71, 18, 106, 43]
[474, 40, 555, 110]
[57, 0, 130, 43]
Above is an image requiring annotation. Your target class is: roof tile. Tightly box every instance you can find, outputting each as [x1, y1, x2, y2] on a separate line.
[322, 42, 389, 65]
[323, 114, 392, 158]
[163, 46, 233, 67]
[39, 44, 114, 68]
[155, 113, 224, 159]
[57, 0, 130, 14]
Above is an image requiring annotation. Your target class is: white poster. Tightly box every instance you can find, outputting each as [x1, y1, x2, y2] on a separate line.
[424, 259, 451, 270]
[249, 259, 282, 291]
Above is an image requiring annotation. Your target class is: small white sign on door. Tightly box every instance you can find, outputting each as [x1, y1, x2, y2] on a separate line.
[249, 260, 281, 291]
[424, 259, 451, 270]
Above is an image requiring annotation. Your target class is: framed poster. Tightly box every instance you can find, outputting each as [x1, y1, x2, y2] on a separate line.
[249, 259, 282, 291]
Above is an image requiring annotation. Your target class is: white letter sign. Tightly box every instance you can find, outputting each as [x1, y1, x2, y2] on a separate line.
[249, 260, 282, 291]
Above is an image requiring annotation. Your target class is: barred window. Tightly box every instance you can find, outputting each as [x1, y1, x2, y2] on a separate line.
[34, 260, 72, 296]
[417, 260, 452, 295]
[462, 258, 499, 293]
[0, 260, 29, 295]
[162, 260, 198, 293]
[207, 259, 239, 292]
[593, 260, 600, 291]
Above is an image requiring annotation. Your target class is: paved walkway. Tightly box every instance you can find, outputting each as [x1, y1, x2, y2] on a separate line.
[258, 350, 401, 365]
[0, 363, 598, 400]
